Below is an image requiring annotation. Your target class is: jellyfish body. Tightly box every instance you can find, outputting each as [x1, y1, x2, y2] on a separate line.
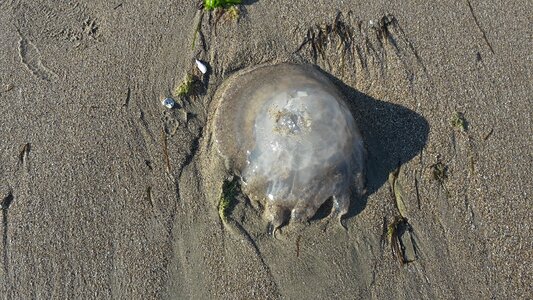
[212, 63, 365, 230]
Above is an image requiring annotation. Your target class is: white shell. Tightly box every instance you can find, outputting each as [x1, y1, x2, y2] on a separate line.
[195, 59, 207, 74]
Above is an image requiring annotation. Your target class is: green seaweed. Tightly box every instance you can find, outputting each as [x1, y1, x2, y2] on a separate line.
[388, 165, 408, 218]
[174, 74, 194, 97]
[204, 0, 242, 11]
[224, 5, 241, 21]
[174, 73, 201, 97]
[450, 111, 467, 132]
[191, 15, 202, 49]
[218, 179, 238, 220]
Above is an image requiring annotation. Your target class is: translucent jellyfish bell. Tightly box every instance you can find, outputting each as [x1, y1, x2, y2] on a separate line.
[212, 63, 365, 231]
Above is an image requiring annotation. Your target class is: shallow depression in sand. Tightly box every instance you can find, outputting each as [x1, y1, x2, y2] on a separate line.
[211, 63, 365, 230]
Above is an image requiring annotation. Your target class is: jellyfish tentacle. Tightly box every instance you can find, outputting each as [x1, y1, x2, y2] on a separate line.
[266, 203, 289, 235]
[290, 201, 316, 224]
[332, 193, 350, 229]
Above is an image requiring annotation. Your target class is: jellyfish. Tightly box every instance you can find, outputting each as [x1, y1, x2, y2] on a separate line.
[211, 63, 365, 231]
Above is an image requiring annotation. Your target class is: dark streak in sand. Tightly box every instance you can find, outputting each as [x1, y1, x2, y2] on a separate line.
[466, 0, 495, 54]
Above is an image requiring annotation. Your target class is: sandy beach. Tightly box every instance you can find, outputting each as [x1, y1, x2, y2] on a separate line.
[0, 0, 531, 299]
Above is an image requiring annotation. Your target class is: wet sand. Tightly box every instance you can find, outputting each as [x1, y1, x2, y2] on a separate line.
[0, 1, 531, 299]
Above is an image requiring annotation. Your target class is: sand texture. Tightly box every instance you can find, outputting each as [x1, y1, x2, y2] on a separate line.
[0, 1, 531, 299]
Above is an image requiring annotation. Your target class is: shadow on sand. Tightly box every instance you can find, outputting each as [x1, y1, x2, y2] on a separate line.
[322, 71, 429, 220]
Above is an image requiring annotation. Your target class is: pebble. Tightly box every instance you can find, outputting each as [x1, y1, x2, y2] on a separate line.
[162, 97, 175, 109]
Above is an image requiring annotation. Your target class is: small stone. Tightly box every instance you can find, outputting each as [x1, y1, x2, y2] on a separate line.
[162, 97, 175, 109]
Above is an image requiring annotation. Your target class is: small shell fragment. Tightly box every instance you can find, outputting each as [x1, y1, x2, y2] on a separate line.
[195, 59, 207, 74]
[162, 97, 175, 109]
